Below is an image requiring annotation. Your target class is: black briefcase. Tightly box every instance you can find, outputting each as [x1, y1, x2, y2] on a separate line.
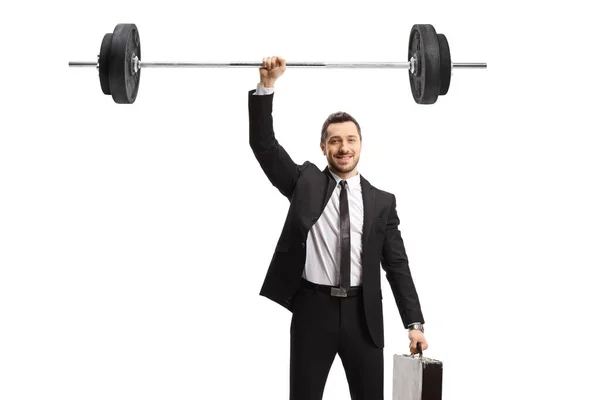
[392, 345, 443, 400]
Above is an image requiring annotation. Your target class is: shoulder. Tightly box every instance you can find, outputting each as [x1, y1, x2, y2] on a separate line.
[296, 161, 321, 181]
[375, 187, 396, 207]
[300, 160, 316, 171]
[362, 176, 395, 201]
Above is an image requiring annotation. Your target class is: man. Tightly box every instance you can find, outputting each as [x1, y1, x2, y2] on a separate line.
[249, 56, 428, 400]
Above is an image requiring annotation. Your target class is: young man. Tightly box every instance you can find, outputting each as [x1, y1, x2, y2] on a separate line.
[249, 56, 428, 400]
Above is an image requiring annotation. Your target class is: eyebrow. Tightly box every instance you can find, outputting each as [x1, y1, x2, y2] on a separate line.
[328, 135, 359, 140]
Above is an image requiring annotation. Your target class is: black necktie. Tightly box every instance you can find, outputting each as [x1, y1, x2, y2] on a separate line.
[339, 180, 351, 292]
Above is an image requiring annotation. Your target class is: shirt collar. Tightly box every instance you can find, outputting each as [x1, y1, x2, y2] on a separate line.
[329, 169, 361, 191]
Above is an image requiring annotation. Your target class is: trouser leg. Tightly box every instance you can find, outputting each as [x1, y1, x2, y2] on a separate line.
[290, 288, 339, 400]
[338, 294, 384, 400]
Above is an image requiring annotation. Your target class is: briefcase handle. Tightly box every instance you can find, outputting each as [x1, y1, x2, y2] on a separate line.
[410, 342, 424, 359]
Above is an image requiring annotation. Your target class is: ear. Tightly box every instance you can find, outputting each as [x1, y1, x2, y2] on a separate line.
[320, 142, 326, 155]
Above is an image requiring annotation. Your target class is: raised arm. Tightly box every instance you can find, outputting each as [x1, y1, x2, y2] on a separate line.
[249, 56, 304, 200]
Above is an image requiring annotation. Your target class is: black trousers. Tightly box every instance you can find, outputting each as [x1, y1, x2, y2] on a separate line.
[290, 279, 384, 400]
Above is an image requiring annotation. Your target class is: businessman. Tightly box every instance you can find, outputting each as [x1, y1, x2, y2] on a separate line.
[249, 56, 428, 400]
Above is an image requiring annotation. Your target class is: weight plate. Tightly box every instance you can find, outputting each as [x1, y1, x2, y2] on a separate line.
[408, 24, 441, 104]
[437, 34, 451, 96]
[98, 33, 112, 95]
[108, 23, 141, 104]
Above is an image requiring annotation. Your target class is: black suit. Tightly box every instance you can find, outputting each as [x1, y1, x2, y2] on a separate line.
[249, 90, 424, 399]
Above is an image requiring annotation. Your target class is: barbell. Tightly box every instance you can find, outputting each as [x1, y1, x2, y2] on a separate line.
[69, 23, 486, 105]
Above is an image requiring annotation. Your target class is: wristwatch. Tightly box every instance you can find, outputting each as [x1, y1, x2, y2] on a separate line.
[408, 323, 424, 333]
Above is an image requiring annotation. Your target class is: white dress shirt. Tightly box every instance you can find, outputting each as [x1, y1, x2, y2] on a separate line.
[302, 171, 364, 286]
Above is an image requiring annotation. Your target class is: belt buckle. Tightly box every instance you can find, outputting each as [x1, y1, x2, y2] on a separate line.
[330, 287, 348, 297]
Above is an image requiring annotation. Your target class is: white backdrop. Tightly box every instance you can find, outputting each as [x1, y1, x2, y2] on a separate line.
[1, 1, 599, 399]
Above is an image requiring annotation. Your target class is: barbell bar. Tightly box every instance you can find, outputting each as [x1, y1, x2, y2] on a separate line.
[69, 61, 485, 69]
[68, 23, 486, 105]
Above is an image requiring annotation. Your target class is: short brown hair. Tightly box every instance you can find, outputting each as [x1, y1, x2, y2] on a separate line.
[320, 112, 362, 144]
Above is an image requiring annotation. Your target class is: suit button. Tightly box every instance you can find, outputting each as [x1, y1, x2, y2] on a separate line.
[311, 217, 318, 222]
[301, 242, 306, 248]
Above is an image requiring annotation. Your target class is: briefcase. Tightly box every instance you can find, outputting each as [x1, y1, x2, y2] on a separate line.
[392, 346, 443, 400]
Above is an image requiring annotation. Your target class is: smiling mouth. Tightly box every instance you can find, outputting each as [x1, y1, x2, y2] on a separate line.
[336, 155, 353, 162]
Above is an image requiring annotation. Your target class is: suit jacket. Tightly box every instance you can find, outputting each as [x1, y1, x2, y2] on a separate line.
[248, 90, 424, 348]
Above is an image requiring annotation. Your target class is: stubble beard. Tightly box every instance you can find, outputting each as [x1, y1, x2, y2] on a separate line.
[329, 154, 360, 175]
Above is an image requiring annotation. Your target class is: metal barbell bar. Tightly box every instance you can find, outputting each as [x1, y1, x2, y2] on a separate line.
[69, 60, 486, 69]
[68, 23, 486, 104]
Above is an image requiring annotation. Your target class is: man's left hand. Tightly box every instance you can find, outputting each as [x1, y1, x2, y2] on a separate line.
[408, 329, 428, 354]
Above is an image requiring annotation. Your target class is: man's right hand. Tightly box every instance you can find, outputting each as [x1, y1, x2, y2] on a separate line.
[259, 56, 286, 88]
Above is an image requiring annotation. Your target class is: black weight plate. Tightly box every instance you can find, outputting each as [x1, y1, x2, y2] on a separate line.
[408, 24, 441, 104]
[98, 33, 112, 95]
[108, 23, 141, 104]
[437, 34, 451, 96]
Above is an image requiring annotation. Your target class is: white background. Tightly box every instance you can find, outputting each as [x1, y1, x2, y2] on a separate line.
[1, 1, 599, 399]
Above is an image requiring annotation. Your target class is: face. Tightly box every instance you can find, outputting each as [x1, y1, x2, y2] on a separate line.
[320, 121, 362, 179]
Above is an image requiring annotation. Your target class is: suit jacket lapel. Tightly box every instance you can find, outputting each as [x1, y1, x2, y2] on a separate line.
[360, 175, 375, 248]
[322, 167, 337, 212]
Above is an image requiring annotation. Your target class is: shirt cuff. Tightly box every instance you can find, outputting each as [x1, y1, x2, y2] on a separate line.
[253, 84, 275, 96]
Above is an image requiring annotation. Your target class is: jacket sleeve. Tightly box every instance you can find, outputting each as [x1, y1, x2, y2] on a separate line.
[248, 90, 303, 200]
[380, 194, 425, 328]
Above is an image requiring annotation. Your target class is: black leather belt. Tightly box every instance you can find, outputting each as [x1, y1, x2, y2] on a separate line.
[301, 278, 363, 298]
